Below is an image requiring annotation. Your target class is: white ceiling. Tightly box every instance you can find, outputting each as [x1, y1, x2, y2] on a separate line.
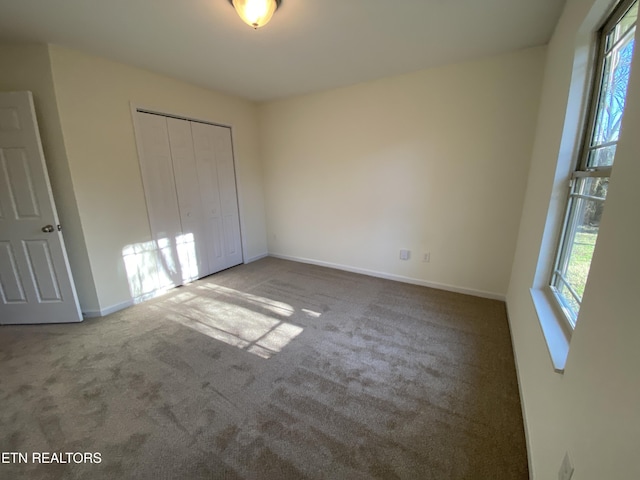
[0, 0, 565, 101]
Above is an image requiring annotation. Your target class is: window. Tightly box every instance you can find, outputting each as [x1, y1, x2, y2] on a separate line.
[550, 0, 638, 328]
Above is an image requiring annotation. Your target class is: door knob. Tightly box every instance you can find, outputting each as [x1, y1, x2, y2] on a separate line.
[42, 225, 55, 233]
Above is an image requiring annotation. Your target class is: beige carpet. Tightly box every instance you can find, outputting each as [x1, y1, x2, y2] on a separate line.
[0, 257, 528, 479]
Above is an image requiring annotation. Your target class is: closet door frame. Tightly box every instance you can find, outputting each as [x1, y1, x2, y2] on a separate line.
[130, 103, 246, 273]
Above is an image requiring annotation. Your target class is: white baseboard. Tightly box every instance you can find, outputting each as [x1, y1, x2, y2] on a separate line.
[83, 252, 504, 318]
[82, 288, 174, 318]
[504, 302, 534, 480]
[82, 254, 271, 318]
[269, 253, 506, 301]
[244, 252, 269, 263]
[82, 298, 135, 318]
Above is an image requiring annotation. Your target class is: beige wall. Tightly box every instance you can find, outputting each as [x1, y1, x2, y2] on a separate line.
[507, 0, 640, 477]
[48, 45, 268, 314]
[0, 43, 100, 312]
[259, 47, 546, 298]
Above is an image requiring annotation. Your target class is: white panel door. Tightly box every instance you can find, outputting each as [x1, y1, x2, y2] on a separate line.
[0, 91, 81, 324]
[211, 125, 243, 268]
[191, 122, 243, 272]
[135, 112, 184, 287]
[166, 117, 209, 280]
[191, 121, 225, 273]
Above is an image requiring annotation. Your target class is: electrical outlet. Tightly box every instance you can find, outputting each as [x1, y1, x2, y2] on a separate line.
[423, 252, 430, 263]
[559, 452, 574, 480]
[399, 249, 410, 260]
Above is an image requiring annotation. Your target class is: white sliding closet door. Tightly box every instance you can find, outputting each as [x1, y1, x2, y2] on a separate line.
[166, 118, 209, 281]
[135, 113, 183, 288]
[135, 111, 243, 291]
[191, 122, 243, 272]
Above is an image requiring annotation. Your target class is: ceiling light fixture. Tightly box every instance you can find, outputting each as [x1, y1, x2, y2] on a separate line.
[229, 0, 281, 29]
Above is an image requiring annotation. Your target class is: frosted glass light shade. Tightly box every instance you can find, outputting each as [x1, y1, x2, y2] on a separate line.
[231, 0, 279, 29]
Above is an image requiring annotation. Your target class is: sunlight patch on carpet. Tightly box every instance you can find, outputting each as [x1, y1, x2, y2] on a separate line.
[158, 286, 304, 359]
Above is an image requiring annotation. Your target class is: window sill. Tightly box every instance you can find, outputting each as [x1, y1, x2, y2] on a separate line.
[529, 288, 571, 373]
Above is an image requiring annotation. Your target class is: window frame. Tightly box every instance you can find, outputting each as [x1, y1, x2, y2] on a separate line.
[549, 0, 637, 330]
